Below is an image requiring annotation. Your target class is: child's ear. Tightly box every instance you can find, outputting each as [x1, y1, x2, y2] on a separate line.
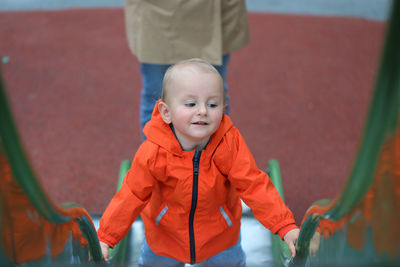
[158, 101, 172, 124]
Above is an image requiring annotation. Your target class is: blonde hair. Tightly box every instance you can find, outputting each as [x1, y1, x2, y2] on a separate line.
[161, 58, 224, 102]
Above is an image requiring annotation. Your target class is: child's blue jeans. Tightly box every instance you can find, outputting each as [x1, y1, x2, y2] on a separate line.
[138, 235, 246, 267]
[139, 54, 231, 134]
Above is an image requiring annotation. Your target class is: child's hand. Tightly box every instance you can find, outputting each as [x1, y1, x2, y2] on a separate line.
[309, 231, 321, 256]
[100, 241, 110, 261]
[283, 228, 300, 258]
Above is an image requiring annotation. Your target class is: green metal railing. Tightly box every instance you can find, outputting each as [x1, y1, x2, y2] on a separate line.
[0, 73, 103, 263]
[267, 159, 292, 266]
[108, 159, 132, 264]
[291, 0, 400, 265]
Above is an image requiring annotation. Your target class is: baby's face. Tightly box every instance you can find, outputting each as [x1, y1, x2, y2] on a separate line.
[164, 67, 224, 150]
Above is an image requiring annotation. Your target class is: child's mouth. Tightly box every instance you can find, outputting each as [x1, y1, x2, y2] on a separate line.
[193, 121, 208, 125]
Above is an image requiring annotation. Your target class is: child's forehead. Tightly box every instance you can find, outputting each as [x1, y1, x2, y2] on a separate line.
[174, 69, 221, 89]
[174, 64, 216, 78]
[171, 67, 221, 88]
[172, 75, 223, 100]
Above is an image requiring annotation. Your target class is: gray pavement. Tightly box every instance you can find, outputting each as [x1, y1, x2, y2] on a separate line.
[0, 0, 123, 10]
[0, 0, 393, 21]
[246, 0, 392, 20]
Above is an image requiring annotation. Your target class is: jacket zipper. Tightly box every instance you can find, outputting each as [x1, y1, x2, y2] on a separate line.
[189, 150, 201, 264]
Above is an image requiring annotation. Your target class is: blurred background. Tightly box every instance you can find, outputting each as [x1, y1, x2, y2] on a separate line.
[0, 0, 391, 223]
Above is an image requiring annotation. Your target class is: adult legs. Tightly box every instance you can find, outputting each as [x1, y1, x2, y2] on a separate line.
[139, 63, 171, 131]
[213, 54, 231, 115]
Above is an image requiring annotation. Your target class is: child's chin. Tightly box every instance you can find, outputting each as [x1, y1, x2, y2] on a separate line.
[189, 133, 210, 142]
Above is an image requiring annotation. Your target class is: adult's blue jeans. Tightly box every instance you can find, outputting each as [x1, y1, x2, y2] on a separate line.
[139, 54, 231, 134]
[138, 235, 246, 267]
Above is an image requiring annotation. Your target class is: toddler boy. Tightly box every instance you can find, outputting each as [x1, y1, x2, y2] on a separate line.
[97, 58, 299, 266]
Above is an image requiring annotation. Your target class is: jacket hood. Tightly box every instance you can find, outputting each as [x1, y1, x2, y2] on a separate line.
[143, 100, 234, 155]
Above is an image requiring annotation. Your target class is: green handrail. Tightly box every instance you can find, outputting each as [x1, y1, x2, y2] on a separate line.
[294, 0, 400, 264]
[267, 159, 292, 266]
[0, 73, 103, 262]
[0, 76, 66, 224]
[327, 0, 400, 221]
[108, 159, 132, 264]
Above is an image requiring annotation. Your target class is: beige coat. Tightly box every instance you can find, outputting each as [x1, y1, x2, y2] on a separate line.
[124, 0, 249, 65]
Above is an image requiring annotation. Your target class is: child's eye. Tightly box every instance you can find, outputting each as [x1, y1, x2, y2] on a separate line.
[185, 103, 196, 107]
[208, 103, 218, 108]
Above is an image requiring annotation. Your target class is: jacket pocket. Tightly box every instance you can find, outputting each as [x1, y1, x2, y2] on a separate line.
[219, 205, 233, 227]
[155, 205, 168, 226]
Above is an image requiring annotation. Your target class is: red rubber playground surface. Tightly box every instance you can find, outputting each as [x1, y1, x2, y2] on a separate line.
[0, 9, 386, 222]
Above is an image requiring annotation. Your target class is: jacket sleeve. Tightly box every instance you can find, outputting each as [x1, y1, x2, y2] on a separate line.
[225, 128, 298, 239]
[97, 142, 157, 248]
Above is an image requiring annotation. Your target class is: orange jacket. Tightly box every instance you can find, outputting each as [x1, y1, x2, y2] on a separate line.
[98, 104, 297, 264]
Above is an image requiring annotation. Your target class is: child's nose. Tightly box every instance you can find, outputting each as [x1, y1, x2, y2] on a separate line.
[197, 104, 207, 115]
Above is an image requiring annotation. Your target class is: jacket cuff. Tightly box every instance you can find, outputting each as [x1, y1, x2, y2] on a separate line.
[97, 229, 117, 249]
[276, 224, 299, 240]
